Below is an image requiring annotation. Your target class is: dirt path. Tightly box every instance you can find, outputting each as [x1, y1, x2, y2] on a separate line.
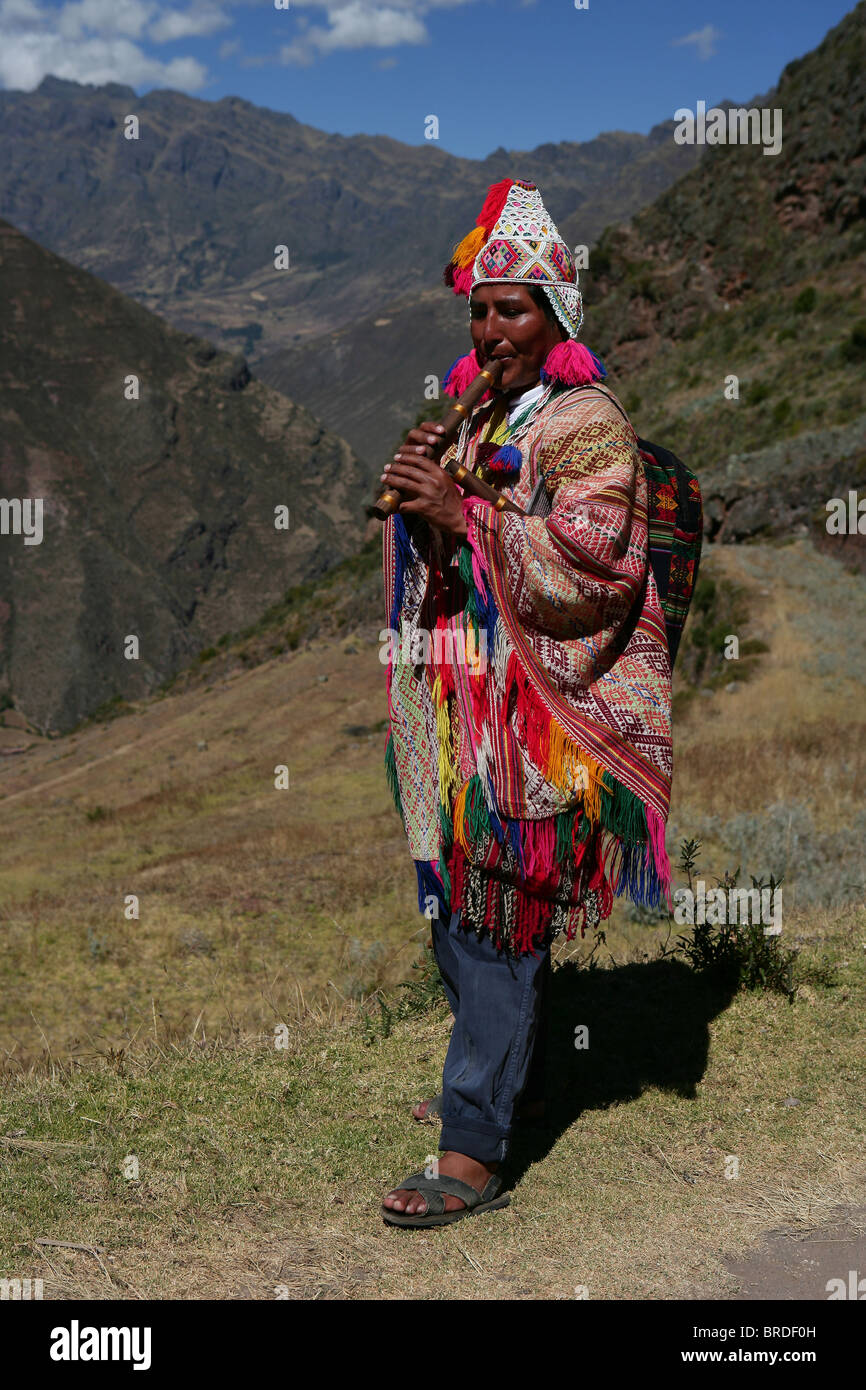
[718, 1206, 866, 1300]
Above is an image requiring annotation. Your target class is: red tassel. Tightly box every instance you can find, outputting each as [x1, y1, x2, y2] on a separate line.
[477, 178, 515, 235]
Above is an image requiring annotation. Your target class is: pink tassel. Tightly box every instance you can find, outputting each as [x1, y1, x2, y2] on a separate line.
[452, 265, 474, 297]
[461, 497, 493, 586]
[541, 340, 606, 386]
[524, 818, 555, 877]
[443, 349, 483, 398]
[646, 805, 672, 906]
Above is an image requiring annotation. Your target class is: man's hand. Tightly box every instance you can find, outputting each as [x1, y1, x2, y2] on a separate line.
[381, 420, 468, 540]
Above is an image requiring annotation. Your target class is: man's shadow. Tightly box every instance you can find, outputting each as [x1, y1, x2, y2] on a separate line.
[503, 955, 739, 1185]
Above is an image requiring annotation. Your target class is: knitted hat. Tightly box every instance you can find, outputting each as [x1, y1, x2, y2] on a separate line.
[442, 177, 604, 397]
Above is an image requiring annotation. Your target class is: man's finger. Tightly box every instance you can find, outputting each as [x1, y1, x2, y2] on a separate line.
[388, 453, 441, 475]
[398, 443, 436, 460]
[381, 466, 432, 497]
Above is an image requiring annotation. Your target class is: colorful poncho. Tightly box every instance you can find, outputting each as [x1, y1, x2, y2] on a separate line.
[382, 381, 673, 955]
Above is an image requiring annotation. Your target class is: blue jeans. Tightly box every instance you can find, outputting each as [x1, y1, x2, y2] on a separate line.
[431, 907, 551, 1164]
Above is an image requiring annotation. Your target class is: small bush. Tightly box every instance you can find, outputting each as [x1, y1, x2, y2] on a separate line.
[746, 379, 771, 406]
[793, 286, 817, 314]
[668, 840, 797, 1000]
[841, 320, 866, 363]
[359, 942, 445, 1043]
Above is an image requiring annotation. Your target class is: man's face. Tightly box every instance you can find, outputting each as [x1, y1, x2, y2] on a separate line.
[469, 284, 563, 394]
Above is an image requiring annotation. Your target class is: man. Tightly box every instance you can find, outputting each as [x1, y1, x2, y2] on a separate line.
[379, 179, 673, 1227]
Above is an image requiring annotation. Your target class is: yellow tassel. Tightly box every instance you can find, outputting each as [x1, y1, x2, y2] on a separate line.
[579, 751, 608, 824]
[452, 224, 486, 270]
[433, 675, 460, 810]
[542, 716, 609, 823]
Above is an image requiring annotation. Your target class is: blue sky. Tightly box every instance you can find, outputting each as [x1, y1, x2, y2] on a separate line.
[0, 0, 856, 157]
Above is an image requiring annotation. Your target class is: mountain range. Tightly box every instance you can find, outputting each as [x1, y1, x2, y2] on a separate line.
[0, 77, 703, 463]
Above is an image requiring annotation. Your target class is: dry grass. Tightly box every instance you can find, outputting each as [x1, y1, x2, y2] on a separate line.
[1, 537, 864, 1299]
[1, 891, 863, 1300]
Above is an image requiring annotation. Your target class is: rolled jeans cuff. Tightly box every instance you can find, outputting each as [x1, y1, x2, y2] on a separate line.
[439, 1115, 508, 1165]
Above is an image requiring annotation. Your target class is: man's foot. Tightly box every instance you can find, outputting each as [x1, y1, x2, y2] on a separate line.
[382, 1151, 498, 1216]
[412, 1095, 546, 1122]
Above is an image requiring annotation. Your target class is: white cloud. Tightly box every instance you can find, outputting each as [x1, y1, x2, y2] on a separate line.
[672, 24, 722, 61]
[0, 31, 208, 89]
[0, 0, 229, 90]
[57, 0, 156, 41]
[150, 6, 232, 41]
[281, 3, 426, 64]
[279, 0, 478, 65]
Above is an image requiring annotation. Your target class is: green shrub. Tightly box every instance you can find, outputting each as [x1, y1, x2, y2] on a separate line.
[841, 320, 866, 362]
[793, 286, 817, 314]
[746, 380, 771, 405]
[669, 841, 796, 1000]
[359, 943, 445, 1043]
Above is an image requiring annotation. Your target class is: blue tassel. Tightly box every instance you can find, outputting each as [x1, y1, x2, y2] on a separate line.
[614, 841, 665, 910]
[415, 859, 450, 923]
[460, 541, 499, 654]
[389, 512, 413, 632]
[485, 769, 505, 843]
[486, 443, 522, 476]
[506, 819, 526, 876]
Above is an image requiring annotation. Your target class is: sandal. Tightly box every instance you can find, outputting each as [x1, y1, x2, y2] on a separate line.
[382, 1169, 510, 1228]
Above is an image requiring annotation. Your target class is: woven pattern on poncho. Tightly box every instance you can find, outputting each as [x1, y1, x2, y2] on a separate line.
[383, 383, 673, 955]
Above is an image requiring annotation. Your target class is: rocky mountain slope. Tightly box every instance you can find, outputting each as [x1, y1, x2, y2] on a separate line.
[0, 219, 367, 735]
[584, 2, 866, 462]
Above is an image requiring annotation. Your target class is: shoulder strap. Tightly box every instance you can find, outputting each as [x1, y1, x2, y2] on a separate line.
[569, 382, 634, 430]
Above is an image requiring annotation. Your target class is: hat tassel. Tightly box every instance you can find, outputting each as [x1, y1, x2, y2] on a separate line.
[442, 349, 489, 399]
[541, 341, 606, 386]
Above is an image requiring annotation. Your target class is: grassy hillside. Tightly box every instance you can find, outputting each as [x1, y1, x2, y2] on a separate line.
[2, 536, 863, 1056]
[1, 935, 863, 1300]
[585, 2, 866, 463]
[1, 534, 864, 1298]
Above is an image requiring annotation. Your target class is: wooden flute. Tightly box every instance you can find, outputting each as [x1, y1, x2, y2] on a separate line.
[368, 357, 525, 520]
